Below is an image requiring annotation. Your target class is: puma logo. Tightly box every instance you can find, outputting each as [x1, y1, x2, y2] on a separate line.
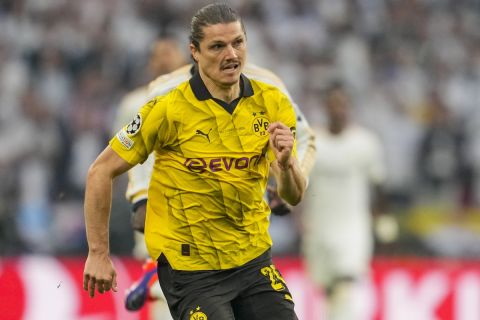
[195, 128, 212, 142]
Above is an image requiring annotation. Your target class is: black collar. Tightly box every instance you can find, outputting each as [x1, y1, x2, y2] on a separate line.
[189, 70, 254, 102]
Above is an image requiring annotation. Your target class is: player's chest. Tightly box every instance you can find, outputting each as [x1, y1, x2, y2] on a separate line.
[173, 101, 272, 155]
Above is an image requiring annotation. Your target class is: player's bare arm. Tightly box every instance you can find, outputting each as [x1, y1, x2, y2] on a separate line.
[83, 146, 133, 297]
[268, 121, 306, 206]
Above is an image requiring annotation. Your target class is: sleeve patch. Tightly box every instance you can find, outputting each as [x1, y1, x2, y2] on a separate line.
[126, 113, 142, 136]
[116, 130, 134, 149]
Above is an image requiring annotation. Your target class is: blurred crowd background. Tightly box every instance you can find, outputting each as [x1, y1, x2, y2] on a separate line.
[1, 0, 480, 259]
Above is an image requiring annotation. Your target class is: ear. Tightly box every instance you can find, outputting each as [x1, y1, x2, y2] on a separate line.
[189, 43, 199, 63]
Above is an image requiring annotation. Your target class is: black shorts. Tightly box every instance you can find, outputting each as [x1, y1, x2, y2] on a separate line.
[157, 249, 298, 320]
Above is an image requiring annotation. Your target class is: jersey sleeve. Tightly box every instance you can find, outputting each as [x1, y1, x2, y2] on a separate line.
[112, 87, 152, 203]
[119, 69, 191, 204]
[109, 96, 170, 166]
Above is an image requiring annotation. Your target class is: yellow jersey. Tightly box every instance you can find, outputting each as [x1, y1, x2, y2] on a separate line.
[110, 72, 297, 270]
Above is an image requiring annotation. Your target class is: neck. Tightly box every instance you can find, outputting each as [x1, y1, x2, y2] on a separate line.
[200, 70, 240, 103]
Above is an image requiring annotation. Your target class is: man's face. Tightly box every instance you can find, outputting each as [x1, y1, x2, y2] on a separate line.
[325, 89, 349, 124]
[190, 21, 246, 87]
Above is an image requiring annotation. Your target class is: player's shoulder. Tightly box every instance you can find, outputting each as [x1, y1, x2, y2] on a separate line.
[148, 64, 192, 88]
[147, 64, 192, 98]
[243, 63, 288, 92]
[116, 85, 150, 118]
[146, 80, 196, 119]
[244, 63, 283, 83]
[248, 77, 288, 100]
[121, 86, 149, 105]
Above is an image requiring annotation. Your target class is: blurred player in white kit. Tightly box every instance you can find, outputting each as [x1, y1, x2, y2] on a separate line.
[113, 38, 316, 316]
[301, 82, 392, 320]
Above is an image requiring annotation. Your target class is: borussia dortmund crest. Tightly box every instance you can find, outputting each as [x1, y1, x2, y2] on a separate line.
[190, 306, 207, 320]
[252, 115, 269, 137]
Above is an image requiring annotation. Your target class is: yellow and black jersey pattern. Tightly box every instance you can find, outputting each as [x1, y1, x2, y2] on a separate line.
[110, 73, 297, 271]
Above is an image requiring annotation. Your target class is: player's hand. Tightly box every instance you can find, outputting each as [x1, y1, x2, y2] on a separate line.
[267, 185, 291, 216]
[268, 122, 294, 170]
[83, 252, 118, 298]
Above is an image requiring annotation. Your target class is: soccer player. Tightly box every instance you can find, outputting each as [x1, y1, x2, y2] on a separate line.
[121, 62, 316, 312]
[83, 3, 306, 319]
[301, 83, 391, 319]
[117, 38, 315, 317]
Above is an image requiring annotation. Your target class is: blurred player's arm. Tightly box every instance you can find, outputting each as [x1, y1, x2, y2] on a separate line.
[294, 106, 316, 177]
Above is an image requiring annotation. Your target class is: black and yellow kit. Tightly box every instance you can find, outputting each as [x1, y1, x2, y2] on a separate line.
[157, 249, 297, 319]
[110, 72, 297, 271]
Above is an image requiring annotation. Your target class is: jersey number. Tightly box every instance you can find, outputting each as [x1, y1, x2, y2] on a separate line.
[261, 265, 286, 291]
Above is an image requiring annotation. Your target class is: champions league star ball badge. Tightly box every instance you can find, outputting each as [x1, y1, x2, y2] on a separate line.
[126, 113, 142, 135]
